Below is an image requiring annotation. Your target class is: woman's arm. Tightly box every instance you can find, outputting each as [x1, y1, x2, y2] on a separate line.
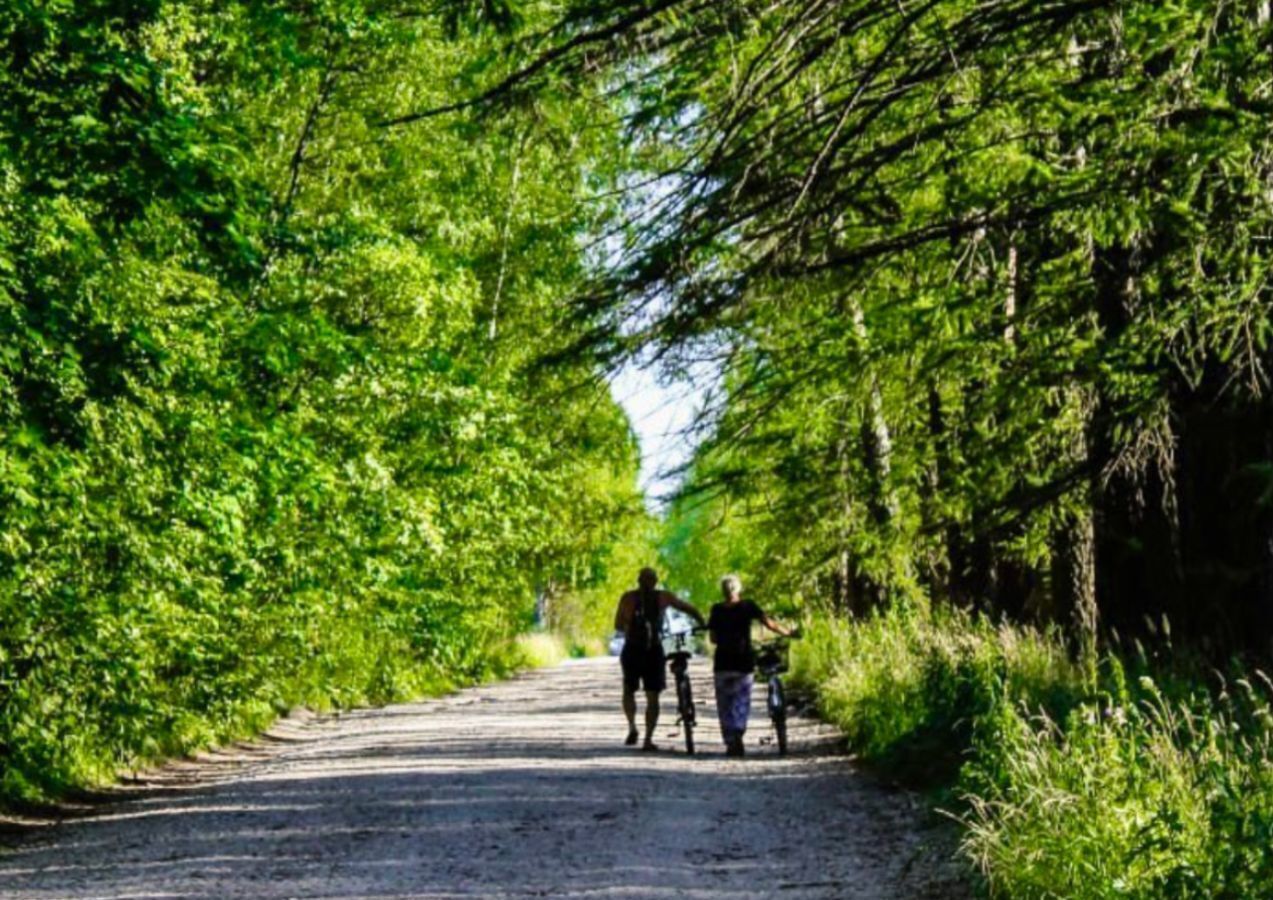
[761, 614, 794, 637]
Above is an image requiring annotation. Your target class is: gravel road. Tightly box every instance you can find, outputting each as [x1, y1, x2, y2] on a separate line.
[0, 658, 970, 899]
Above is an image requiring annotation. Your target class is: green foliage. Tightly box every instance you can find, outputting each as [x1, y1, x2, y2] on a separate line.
[963, 671, 1273, 898]
[454, 3, 1273, 888]
[791, 607, 1084, 785]
[544, 506, 662, 652]
[659, 490, 768, 608]
[469, 0, 1273, 650]
[512, 631, 570, 669]
[791, 609, 1273, 897]
[0, 0, 642, 804]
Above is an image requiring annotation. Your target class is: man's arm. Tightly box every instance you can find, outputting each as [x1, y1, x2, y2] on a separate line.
[614, 593, 632, 632]
[664, 592, 706, 626]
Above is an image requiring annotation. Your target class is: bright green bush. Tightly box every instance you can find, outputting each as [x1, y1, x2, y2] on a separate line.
[791, 608, 1273, 898]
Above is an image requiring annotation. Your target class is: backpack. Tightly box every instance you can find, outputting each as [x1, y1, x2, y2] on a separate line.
[626, 587, 662, 653]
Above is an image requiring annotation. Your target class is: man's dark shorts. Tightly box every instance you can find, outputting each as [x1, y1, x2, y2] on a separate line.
[621, 646, 667, 693]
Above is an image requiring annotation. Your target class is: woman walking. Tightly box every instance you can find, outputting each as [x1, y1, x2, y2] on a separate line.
[706, 574, 794, 756]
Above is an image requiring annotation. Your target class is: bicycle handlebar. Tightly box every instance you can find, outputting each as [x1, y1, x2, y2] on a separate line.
[665, 625, 707, 637]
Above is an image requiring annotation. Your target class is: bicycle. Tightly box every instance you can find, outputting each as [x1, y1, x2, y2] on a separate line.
[665, 627, 705, 755]
[755, 636, 796, 756]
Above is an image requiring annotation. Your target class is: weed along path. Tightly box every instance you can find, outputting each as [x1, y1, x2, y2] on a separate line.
[0, 658, 968, 899]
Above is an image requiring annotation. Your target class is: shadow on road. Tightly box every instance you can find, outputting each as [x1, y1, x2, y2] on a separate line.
[0, 660, 969, 900]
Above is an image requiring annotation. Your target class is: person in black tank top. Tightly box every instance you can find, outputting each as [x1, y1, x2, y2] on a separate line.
[707, 574, 795, 757]
[614, 567, 705, 750]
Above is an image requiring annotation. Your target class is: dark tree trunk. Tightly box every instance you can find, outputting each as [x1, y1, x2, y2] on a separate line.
[831, 551, 876, 619]
[1051, 429, 1099, 656]
[1257, 413, 1273, 658]
[1088, 240, 1184, 643]
[1171, 385, 1273, 656]
[922, 382, 953, 605]
[1053, 507, 1098, 652]
[830, 427, 882, 618]
[823, 298, 893, 617]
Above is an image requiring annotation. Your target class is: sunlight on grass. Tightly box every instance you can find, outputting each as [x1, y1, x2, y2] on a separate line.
[790, 607, 1273, 897]
[514, 632, 571, 669]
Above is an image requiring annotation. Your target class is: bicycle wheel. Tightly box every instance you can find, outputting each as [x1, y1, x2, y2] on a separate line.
[769, 678, 788, 756]
[679, 678, 696, 755]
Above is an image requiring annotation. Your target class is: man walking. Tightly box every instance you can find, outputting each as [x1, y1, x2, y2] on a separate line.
[614, 567, 705, 750]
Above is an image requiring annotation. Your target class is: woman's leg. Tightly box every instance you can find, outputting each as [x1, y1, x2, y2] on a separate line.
[717, 672, 738, 743]
[714, 672, 735, 744]
[715, 671, 753, 749]
[731, 674, 754, 742]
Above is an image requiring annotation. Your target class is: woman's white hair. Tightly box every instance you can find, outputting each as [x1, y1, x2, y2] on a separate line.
[720, 574, 742, 597]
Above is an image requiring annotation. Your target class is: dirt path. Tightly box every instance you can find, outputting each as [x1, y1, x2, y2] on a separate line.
[0, 658, 969, 899]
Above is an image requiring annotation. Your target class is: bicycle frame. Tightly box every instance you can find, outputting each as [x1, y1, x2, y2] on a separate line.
[756, 639, 790, 756]
[665, 629, 700, 754]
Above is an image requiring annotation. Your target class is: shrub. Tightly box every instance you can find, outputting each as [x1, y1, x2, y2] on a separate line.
[790, 607, 1273, 897]
[790, 606, 1083, 785]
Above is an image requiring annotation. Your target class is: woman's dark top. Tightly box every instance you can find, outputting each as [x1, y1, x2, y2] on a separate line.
[707, 600, 764, 673]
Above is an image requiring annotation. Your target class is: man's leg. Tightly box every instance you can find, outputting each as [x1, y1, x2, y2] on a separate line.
[622, 688, 638, 744]
[620, 651, 641, 745]
[643, 689, 660, 749]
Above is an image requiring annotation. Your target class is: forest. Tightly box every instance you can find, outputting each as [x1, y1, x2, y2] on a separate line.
[4, 0, 1273, 896]
[0, 0, 650, 803]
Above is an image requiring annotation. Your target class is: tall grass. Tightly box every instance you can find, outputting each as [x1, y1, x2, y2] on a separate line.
[790, 608, 1084, 785]
[790, 607, 1273, 898]
[513, 631, 572, 669]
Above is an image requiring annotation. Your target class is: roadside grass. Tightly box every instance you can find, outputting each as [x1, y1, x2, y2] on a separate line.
[0, 623, 566, 812]
[790, 607, 1273, 898]
[1, 620, 454, 808]
[512, 631, 571, 668]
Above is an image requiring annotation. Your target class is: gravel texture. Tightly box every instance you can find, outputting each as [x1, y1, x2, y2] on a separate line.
[0, 657, 970, 899]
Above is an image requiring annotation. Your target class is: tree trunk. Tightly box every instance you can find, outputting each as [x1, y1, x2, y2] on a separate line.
[832, 433, 856, 617]
[1003, 240, 1018, 345]
[1053, 507, 1098, 655]
[1257, 410, 1273, 657]
[1087, 237, 1185, 642]
[1051, 402, 1099, 654]
[849, 299, 896, 528]
[921, 381, 953, 605]
[831, 431, 878, 618]
[831, 550, 869, 618]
